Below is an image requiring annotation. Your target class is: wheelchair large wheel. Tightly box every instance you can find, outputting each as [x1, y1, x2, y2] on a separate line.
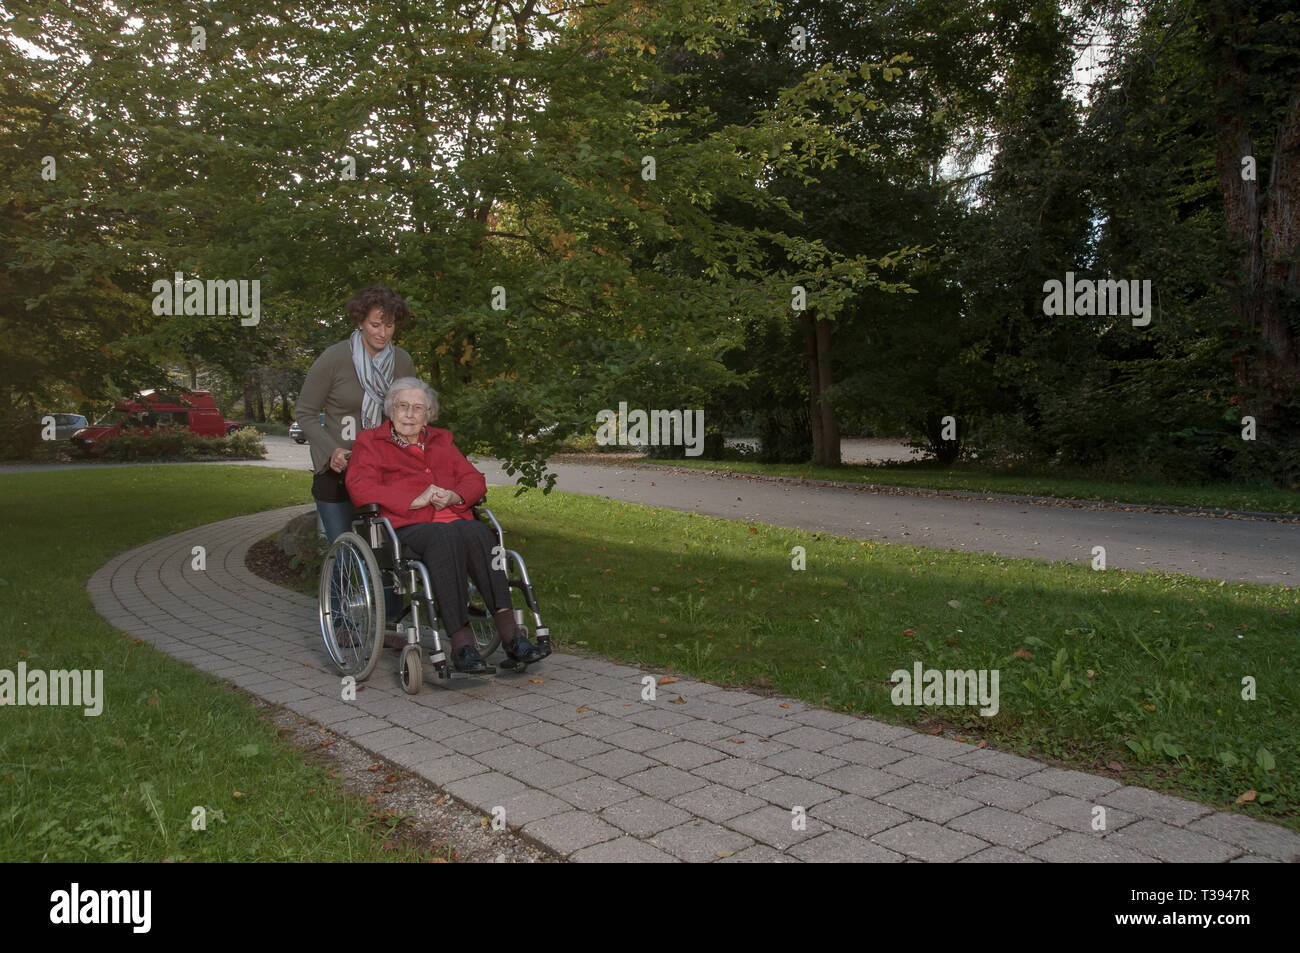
[466, 580, 502, 659]
[319, 531, 386, 680]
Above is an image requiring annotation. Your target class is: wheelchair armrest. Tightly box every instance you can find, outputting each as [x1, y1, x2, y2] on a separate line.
[353, 503, 382, 517]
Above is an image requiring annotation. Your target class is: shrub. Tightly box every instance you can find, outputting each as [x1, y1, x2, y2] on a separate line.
[757, 406, 813, 463]
[226, 426, 269, 458]
[96, 427, 266, 461]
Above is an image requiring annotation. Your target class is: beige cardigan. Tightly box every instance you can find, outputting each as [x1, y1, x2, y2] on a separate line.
[296, 338, 415, 475]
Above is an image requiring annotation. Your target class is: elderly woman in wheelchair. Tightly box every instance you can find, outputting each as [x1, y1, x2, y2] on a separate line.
[317, 376, 551, 692]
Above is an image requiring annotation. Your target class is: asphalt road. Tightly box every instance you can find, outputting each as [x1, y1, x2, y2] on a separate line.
[4, 436, 1294, 586]
[472, 458, 1298, 588]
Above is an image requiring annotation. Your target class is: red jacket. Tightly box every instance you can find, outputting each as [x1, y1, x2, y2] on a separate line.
[344, 423, 487, 529]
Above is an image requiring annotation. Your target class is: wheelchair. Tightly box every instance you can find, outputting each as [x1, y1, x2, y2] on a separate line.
[318, 501, 552, 693]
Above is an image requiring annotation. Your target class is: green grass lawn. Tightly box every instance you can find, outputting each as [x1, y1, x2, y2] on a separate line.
[480, 487, 1298, 827]
[0, 467, 430, 861]
[632, 457, 1300, 514]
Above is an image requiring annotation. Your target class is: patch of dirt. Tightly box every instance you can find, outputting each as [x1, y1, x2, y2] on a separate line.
[246, 535, 315, 595]
[550, 451, 647, 465]
[258, 701, 559, 863]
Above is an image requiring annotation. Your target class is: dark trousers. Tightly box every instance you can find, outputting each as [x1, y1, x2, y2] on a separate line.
[396, 519, 511, 633]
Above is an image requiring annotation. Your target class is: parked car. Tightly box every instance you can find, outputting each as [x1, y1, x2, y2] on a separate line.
[289, 413, 322, 444]
[43, 413, 88, 440]
[71, 390, 244, 453]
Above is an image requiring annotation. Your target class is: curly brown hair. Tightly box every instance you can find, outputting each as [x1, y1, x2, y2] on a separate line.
[347, 285, 413, 329]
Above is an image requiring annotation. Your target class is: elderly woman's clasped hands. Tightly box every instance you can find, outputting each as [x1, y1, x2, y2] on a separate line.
[411, 484, 462, 510]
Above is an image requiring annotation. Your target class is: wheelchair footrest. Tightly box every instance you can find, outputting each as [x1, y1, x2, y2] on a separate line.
[450, 665, 496, 676]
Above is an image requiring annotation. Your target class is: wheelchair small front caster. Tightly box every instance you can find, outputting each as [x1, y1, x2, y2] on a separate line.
[399, 644, 422, 694]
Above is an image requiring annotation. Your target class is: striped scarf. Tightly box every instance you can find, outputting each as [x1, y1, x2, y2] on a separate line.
[349, 329, 395, 430]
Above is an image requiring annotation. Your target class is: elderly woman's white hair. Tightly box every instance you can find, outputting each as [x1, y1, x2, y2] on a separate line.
[383, 377, 439, 422]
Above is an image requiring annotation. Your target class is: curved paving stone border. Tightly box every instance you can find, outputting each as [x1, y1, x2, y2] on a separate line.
[87, 505, 1300, 863]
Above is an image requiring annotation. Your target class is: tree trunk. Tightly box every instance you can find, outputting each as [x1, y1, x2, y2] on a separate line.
[801, 309, 841, 466]
[243, 371, 257, 421]
[815, 312, 841, 466]
[802, 310, 824, 462]
[1212, 7, 1300, 434]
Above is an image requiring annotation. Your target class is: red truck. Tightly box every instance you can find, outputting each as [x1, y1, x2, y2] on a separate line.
[71, 389, 245, 453]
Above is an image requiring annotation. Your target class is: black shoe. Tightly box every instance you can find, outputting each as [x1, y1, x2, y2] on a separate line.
[453, 645, 489, 673]
[504, 633, 544, 666]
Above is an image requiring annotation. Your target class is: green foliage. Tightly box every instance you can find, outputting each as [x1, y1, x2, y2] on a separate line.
[5, 0, 1296, 487]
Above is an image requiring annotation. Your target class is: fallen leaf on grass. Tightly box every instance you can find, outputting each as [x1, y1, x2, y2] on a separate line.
[365, 795, 377, 804]
[367, 764, 383, 772]
[379, 787, 393, 794]
[1013, 649, 1033, 660]
[902, 628, 915, 636]
[1107, 761, 1125, 772]
[386, 774, 397, 783]
[1236, 790, 1257, 804]
[232, 791, 244, 798]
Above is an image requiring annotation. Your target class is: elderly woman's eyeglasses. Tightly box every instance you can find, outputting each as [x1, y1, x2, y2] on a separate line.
[394, 402, 429, 415]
